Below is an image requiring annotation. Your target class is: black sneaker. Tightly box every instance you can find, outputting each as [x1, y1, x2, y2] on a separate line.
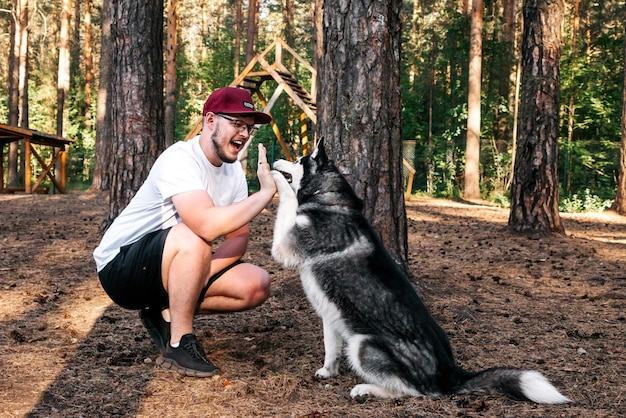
[156, 334, 220, 377]
[140, 307, 170, 353]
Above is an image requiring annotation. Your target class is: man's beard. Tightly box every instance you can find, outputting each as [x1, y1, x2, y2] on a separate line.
[211, 127, 237, 164]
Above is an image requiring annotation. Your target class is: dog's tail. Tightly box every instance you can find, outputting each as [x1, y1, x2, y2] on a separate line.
[455, 367, 571, 404]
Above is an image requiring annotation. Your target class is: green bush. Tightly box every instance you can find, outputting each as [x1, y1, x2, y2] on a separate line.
[559, 188, 613, 213]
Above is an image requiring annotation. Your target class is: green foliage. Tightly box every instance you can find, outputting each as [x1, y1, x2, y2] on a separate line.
[400, 1, 626, 205]
[0, 0, 623, 203]
[559, 189, 613, 213]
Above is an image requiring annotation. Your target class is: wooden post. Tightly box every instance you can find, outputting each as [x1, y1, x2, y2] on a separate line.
[60, 146, 67, 192]
[0, 143, 4, 190]
[24, 138, 31, 193]
[300, 111, 308, 155]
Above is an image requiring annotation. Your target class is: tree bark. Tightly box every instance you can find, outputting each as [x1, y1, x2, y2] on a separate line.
[318, 0, 408, 267]
[92, 0, 113, 191]
[563, 0, 580, 196]
[464, 0, 483, 201]
[84, 0, 94, 132]
[56, 0, 70, 137]
[283, 0, 295, 68]
[234, 0, 243, 77]
[610, 20, 626, 215]
[246, 0, 258, 63]
[55, 0, 71, 191]
[312, 0, 323, 72]
[508, 0, 565, 235]
[102, 0, 165, 230]
[17, 0, 28, 130]
[164, 0, 178, 147]
[7, 0, 21, 187]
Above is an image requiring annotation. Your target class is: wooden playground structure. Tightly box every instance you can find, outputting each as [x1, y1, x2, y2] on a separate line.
[185, 38, 316, 163]
[0, 124, 73, 194]
[185, 38, 415, 193]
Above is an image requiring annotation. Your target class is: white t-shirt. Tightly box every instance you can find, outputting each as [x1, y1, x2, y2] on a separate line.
[93, 136, 248, 271]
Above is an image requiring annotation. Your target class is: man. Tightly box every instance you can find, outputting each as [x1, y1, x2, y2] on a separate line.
[93, 87, 277, 377]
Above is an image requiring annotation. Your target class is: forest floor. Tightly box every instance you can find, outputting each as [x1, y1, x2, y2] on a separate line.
[0, 190, 625, 418]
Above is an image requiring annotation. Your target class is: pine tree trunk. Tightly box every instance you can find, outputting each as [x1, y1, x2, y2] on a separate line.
[56, 0, 71, 192]
[318, 0, 408, 267]
[164, 0, 178, 147]
[564, 0, 580, 197]
[508, 0, 565, 235]
[84, 0, 94, 132]
[17, 0, 29, 184]
[246, 0, 258, 63]
[92, 0, 113, 191]
[102, 0, 165, 230]
[234, 0, 243, 77]
[7, 0, 21, 187]
[57, 0, 70, 137]
[464, 0, 483, 201]
[312, 0, 323, 72]
[610, 21, 626, 215]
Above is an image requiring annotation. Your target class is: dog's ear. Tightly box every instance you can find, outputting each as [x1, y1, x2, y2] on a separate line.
[311, 137, 328, 165]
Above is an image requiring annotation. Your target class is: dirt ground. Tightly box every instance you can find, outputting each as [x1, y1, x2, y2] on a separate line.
[0, 191, 624, 418]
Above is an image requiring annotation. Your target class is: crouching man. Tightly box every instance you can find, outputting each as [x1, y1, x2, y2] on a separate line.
[93, 87, 276, 377]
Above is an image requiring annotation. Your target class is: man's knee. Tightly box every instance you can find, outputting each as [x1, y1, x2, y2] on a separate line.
[168, 223, 212, 259]
[250, 271, 271, 307]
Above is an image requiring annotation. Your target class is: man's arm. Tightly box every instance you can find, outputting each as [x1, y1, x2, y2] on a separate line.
[208, 224, 250, 276]
[172, 189, 270, 242]
[171, 143, 276, 243]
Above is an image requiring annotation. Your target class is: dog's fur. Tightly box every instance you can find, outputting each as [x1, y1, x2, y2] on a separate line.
[270, 141, 570, 403]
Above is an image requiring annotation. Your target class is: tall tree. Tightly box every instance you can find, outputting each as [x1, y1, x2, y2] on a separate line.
[92, 0, 113, 191]
[498, 0, 517, 146]
[56, 0, 71, 137]
[509, 0, 565, 235]
[283, 0, 295, 67]
[317, 0, 407, 267]
[164, 0, 178, 147]
[56, 0, 71, 191]
[101, 0, 165, 229]
[6, 0, 29, 187]
[312, 0, 323, 71]
[17, 0, 28, 130]
[234, 0, 243, 77]
[464, 0, 483, 200]
[7, 0, 21, 187]
[246, 0, 258, 63]
[563, 0, 580, 196]
[84, 0, 94, 133]
[610, 20, 626, 215]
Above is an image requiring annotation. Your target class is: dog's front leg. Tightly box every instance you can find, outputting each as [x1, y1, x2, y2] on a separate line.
[315, 319, 343, 378]
[270, 171, 301, 267]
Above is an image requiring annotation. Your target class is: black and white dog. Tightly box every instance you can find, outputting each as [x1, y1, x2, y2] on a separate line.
[270, 141, 570, 403]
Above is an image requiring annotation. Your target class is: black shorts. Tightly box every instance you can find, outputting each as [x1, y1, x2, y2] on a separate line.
[98, 228, 242, 310]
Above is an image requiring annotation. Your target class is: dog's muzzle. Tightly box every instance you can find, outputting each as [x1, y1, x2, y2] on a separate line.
[277, 170, 293, 183]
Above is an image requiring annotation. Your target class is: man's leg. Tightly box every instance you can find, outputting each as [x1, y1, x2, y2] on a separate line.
[161, 222, 212, 345]
[196, 263, 271, 314]
[157, 223, 220, 377]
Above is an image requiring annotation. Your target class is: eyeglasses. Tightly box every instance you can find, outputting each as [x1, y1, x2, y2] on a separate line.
[216, 113, 257, 135]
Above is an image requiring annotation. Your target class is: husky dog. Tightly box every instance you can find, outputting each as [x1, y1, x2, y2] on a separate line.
[270, 141, 570, 403]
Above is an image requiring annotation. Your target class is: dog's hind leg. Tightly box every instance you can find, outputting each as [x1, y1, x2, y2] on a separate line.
[315, 319, 343, 378]
[346, 335, 424, 398]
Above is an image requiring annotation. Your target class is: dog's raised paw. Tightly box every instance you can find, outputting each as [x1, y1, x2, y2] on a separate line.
[270, 170, 293, 193]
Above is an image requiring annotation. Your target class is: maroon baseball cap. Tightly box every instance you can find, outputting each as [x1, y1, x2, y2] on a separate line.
[202, 87, 272, 124]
